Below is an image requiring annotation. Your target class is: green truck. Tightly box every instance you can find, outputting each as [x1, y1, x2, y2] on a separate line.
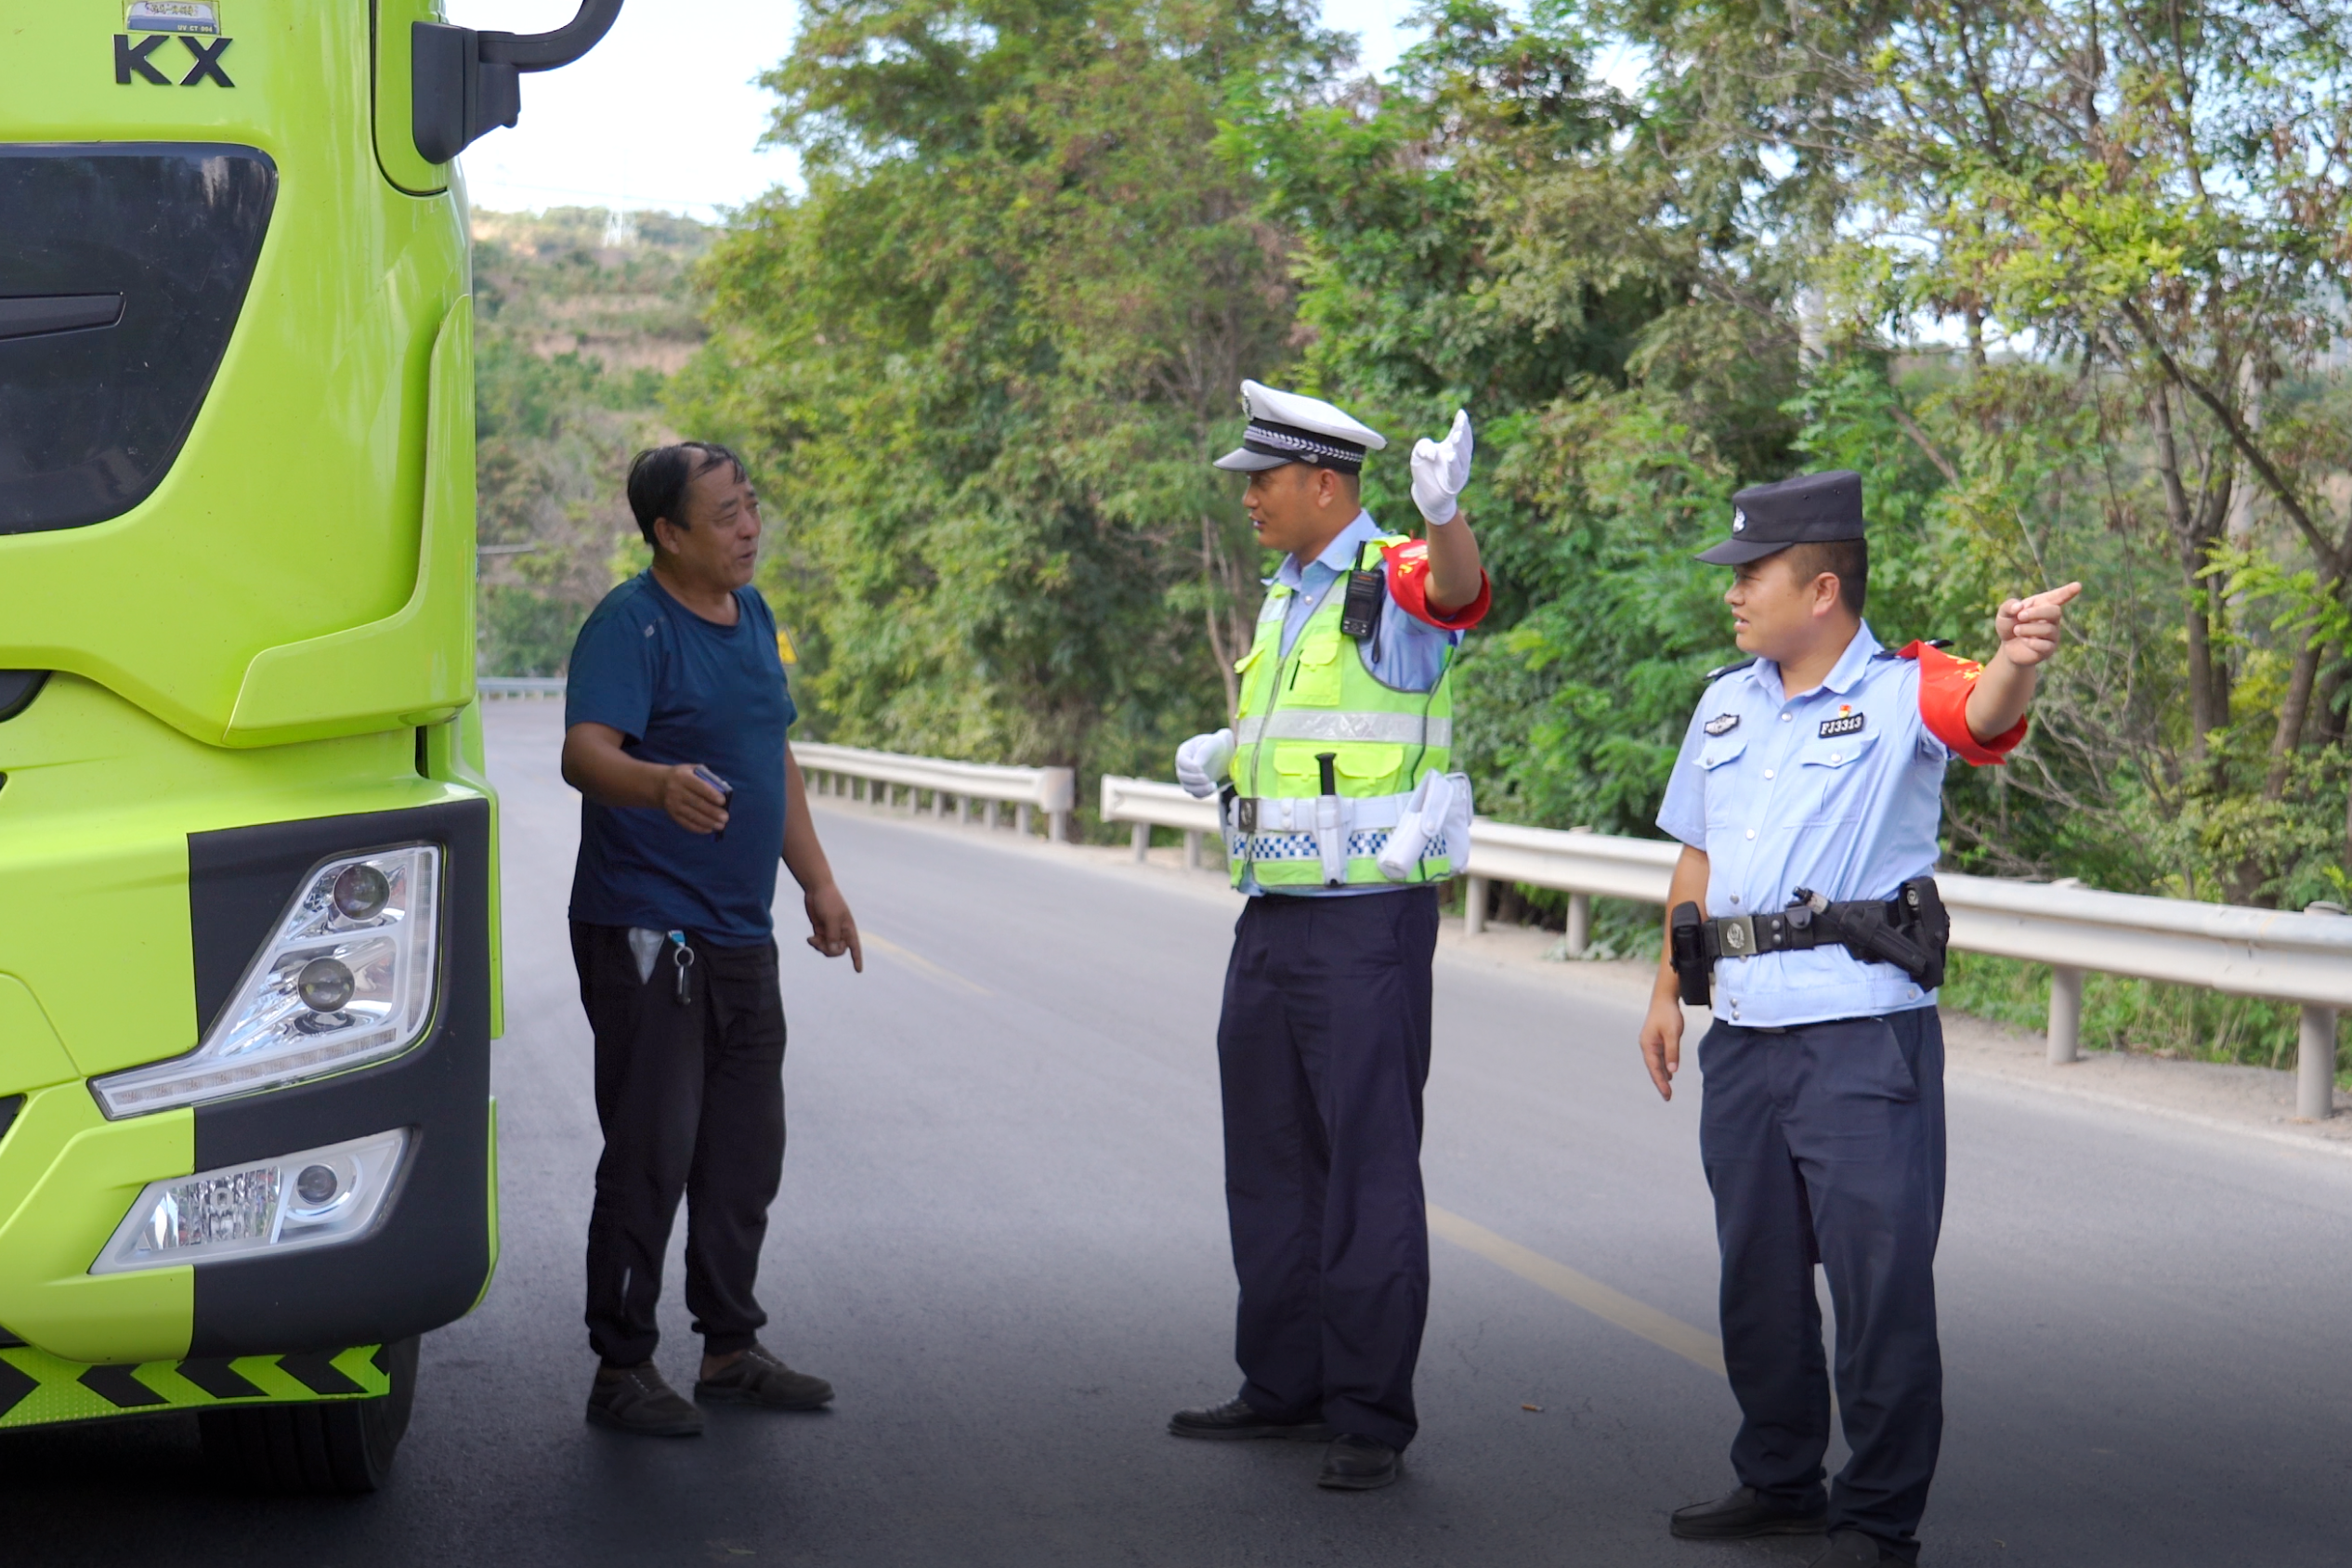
[0, 0, 618, 1491]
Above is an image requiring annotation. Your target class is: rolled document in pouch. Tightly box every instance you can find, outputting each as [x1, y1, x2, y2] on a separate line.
[1314, 752, 1347, 886]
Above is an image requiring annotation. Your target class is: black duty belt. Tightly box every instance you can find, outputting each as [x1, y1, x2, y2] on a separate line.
[1669, 878, 1951, 1004]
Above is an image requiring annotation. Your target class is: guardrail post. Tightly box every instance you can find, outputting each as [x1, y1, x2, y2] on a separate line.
[1016, 803, 1033, 837]
[1048, 808, 1067, 843]
[1465, 874, 1487, 936]
[2298, 1005, 2337, 1120]
[1566, 893, 1591, 959]
[2046, 965, 2084, 1065]
[933, 790, 947, 819]
[1184, 830, 1203, 869]
[1131, 822, 1149, 863]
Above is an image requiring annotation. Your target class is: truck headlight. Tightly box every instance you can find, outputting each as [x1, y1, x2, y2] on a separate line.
[90, 1129, 412, 1274]
[92, 845, 441, 1117]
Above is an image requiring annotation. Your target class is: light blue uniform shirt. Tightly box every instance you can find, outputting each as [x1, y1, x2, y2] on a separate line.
[1243, 511, 1462, 898]
[1654, 622, 1949, 1026]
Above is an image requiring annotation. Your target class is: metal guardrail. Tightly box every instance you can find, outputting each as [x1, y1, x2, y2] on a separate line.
[1098, 774, 2352, 1120]
[477, 675, 567, 698]
[798, 741, 1077, 843]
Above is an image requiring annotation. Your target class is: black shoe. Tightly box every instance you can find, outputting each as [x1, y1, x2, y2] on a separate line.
[1317, 1434, 1401, 1491]
[694, 1343, 834, 1410]
[1668, 1485, 1827, 1540]
[1809, 1530, 1902, 1565]
[1168, 1397, 1335, 1442]
[586, 1363, 703, 1437]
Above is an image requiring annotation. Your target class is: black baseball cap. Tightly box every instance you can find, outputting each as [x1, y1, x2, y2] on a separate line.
[1695, 470, 1865, 565]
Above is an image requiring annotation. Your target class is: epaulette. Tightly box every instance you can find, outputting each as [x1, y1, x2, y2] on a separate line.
[1874, 638, 1950, 660]
[1702, 658, 1756, 684]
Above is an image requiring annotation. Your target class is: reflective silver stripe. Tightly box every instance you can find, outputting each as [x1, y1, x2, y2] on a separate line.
[1235, 712, 1451, 747]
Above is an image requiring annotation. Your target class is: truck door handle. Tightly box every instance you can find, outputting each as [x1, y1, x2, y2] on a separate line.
[0, 294, 124, 341]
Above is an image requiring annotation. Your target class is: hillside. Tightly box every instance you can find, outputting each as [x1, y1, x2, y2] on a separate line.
[470, 207, 712, 675]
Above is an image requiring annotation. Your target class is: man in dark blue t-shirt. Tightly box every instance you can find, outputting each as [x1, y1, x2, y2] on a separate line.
[560, 440, 863, 1438]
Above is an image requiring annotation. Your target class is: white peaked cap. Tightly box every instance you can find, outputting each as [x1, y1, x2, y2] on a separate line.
[1212, 379, 1388, 473]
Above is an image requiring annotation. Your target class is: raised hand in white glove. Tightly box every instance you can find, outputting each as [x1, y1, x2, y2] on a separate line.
[1174, 728, 1235, 799]
[1409, 409, 1473, 526]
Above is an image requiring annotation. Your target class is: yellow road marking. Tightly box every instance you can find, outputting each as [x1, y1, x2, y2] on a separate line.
[1427, 1204, 1727, 1377]
[861, 933, 994, 996]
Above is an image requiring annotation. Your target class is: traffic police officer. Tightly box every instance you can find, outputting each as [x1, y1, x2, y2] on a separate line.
[1166, 382, 1491, 1490]
[1640, 470, 2080, 1563]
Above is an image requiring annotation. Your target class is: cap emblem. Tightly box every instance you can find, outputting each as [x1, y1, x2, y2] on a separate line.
[1731, 508, 1747, 532]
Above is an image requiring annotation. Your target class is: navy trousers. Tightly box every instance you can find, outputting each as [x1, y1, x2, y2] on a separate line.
[1698, 1009, 1948, 1562]
[1215, 885, 1438, 1454]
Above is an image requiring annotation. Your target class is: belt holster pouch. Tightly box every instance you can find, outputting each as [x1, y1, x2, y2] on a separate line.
[1313, 752, 1346, 887]
[1900, 876, 1951, 989]
[1668, 902, 1710, 1006]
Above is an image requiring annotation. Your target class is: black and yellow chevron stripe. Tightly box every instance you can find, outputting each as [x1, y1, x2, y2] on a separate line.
[0, 1340, 390, 1430]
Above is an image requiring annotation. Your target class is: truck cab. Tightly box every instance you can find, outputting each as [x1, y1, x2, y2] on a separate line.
[0, 0, 615, 1491]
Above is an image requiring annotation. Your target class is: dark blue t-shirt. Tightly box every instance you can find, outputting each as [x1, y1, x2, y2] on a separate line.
[565, 572, 797, 944]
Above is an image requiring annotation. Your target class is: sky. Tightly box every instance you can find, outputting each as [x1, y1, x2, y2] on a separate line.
[455, 0, 1427, 218]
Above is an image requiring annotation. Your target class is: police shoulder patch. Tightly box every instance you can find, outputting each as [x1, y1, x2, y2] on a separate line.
[1704, 712, 1740, 737]
[1818, 712, 1866, 738]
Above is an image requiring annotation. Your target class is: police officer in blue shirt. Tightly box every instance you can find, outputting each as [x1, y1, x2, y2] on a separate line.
[1640, 471, 2080, 1565]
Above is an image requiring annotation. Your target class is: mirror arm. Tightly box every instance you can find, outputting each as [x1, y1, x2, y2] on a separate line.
[412, 1, 626, 166]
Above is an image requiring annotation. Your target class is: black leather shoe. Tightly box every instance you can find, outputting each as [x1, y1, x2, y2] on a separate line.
[1809, 1530, 1901, 1565]
[1668, 1485, 1827, 1539]
[1316, 1434, 1401, 1491]
[1169, 1397, 1335, 1442]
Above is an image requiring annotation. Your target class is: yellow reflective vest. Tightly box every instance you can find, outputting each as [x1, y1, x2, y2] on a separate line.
[1226, 535, 1457, 889]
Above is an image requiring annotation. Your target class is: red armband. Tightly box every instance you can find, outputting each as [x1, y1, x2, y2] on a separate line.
[1380, 539, 1490, 631]
[1897, 640, 2027, 764]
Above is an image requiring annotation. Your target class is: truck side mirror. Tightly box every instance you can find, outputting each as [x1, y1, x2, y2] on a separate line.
[412, 0, 624, 166]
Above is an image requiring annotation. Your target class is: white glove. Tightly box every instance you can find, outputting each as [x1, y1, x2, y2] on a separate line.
[1175, 728, 1235, 799]
[1409, 409, 1473, 525]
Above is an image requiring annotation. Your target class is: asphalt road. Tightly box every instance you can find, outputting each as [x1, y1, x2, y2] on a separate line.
[8, 698, 2352, 1566]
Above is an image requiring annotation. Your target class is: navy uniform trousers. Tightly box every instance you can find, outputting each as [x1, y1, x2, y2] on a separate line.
[1698, 1008, 1948, 1563]
[1215, 884, 1439, 1454]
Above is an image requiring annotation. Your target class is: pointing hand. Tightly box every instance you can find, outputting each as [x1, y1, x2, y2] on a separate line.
[1409, 410, 1473, 526]
[1994, 581, 2082, 669]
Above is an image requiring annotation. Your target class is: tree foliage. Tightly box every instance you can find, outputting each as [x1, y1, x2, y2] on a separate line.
[677, 0, 2352, 925]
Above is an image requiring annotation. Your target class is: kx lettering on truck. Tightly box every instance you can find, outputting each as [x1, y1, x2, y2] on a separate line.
[0, 1, 621, 1491]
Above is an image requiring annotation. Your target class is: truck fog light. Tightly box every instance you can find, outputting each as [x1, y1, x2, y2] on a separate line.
[296, 957, 356, 1013]
[295, 1163, 338, 1205]
[92, 1129, 410, 1274]
[333, 863, 390, 921]
[90, 844, 440, 1117]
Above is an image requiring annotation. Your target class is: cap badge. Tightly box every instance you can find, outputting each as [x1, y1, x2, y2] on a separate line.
[1731, 507, 1747, 532]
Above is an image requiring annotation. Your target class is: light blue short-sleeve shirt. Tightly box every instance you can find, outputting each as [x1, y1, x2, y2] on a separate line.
[1654, 622, 1950, 1026]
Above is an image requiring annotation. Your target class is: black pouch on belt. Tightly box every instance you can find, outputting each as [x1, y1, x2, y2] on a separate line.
[1668, 902, 1710, 1005]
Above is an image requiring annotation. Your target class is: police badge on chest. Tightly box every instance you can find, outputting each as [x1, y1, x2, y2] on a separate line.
[1704, 713, 1739, 737]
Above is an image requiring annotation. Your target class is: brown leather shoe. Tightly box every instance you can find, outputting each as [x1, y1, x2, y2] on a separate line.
[586, 1363, 703, 1437]
[693, 1344, 834, 1410]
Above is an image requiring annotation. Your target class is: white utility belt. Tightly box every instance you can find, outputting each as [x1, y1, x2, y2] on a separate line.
[1228, 791, 1412, 834]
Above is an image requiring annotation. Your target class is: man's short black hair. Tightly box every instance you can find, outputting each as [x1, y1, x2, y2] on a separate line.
[1779, 538, 1868, 617]
[626, 442, 747, 547]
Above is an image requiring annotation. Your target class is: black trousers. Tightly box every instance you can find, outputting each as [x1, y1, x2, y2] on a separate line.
[572, 921, 789, 1367]
[1215, 886, 1438, 1453]
[1698, 1009, 1948, 1563]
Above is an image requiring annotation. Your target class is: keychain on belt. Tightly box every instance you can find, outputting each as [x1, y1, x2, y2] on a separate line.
[667, 929, 696, 1007]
